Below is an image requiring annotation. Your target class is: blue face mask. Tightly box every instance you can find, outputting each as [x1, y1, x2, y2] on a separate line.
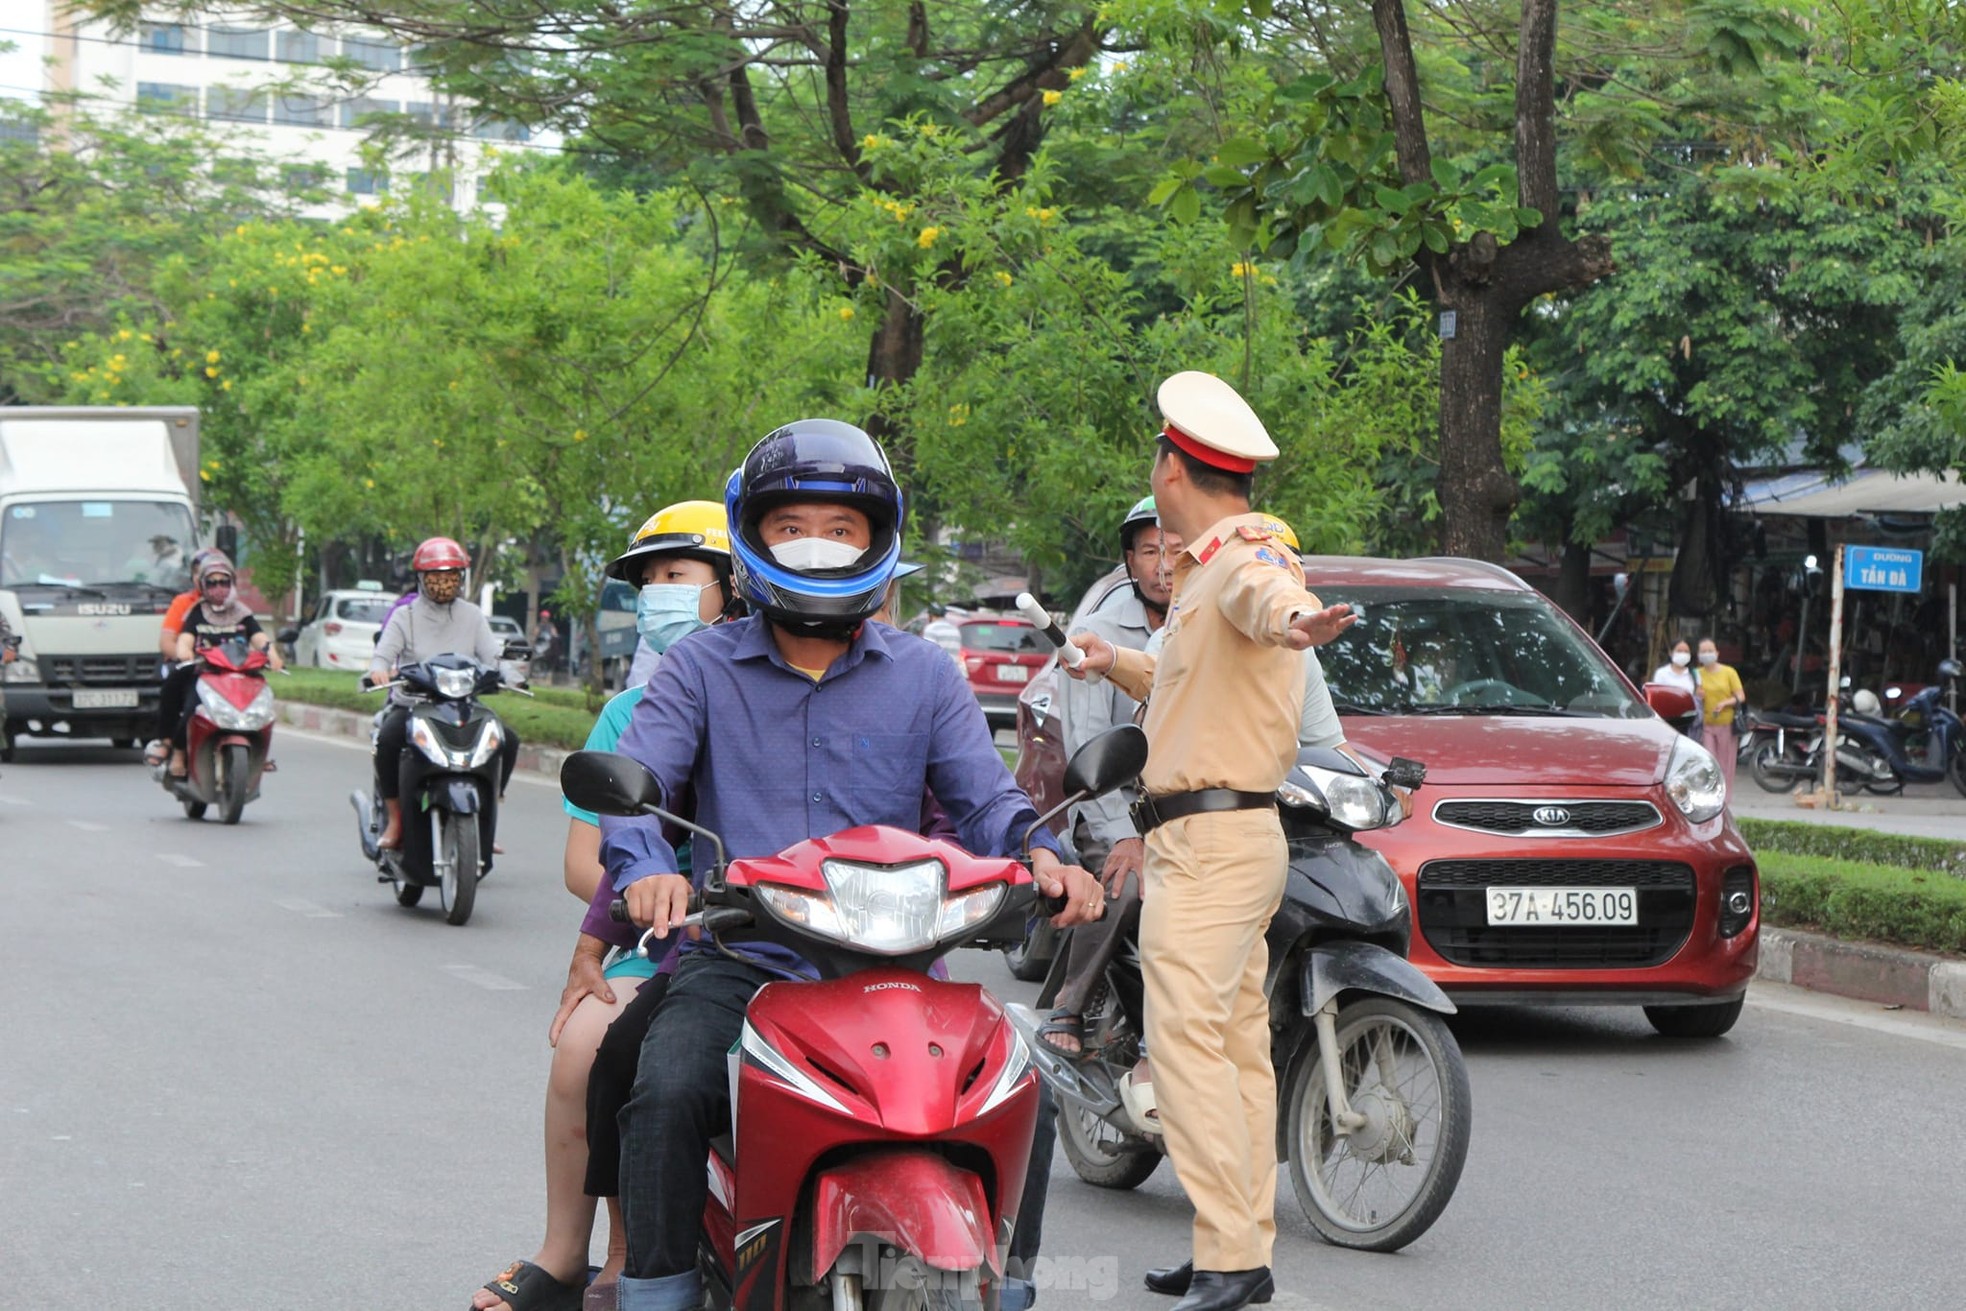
[635, 582, 716, 654]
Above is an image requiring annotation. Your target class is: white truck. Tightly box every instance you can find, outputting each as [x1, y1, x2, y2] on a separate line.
[0, 406, 204, 760]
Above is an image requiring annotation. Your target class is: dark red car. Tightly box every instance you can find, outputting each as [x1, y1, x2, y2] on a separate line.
[1014, 556, 1759, 1036]
[959, 614, 1050, 732]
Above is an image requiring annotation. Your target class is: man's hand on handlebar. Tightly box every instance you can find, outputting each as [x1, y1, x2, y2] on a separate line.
[625, 872, 695, 938]
[1032, 848, 1105, 927]
[1062, 631, 1117, 680]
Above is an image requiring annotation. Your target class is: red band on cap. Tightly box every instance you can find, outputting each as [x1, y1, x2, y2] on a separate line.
[1161, 423, 1257, 474]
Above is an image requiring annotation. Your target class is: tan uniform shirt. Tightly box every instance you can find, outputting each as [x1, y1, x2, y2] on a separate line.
[1106, 512, 1316, 797]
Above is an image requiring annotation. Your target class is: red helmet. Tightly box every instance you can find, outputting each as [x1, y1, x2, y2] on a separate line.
[411, 536, 469, 572]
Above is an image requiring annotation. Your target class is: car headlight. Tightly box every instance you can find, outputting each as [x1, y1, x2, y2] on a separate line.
[434, 666, 479, 700]
[1279, 765, 1398, 831]
[1664, 735, 1726, 823]
[3, 656, 39, 683]
[755, 858, 999, 955]
[196, 679, 275, 730]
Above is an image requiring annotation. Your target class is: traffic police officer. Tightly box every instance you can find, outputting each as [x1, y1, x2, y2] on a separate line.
[1068, 371, 1355, 1311]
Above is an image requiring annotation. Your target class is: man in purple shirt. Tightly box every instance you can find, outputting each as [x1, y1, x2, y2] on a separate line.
[600, 420, 1103, 1311]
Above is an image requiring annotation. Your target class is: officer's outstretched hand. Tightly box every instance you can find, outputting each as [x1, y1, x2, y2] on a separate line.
[1285, 603, 1358, 650]
[1032, 848, 1105, 927]
[1064, 630, 1116, 679]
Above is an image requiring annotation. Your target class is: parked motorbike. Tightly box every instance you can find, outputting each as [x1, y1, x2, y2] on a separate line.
[1014, 747, 1471, 1253]
[565, 722, 1149, 1310]
[1836, 660, 1966, 797]
[349, 653, 518, 926]
[1747, 687, 1890, 796]
[150, 636, 279, 824]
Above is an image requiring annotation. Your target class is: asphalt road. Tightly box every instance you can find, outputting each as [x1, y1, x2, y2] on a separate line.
[4, 730, 1964, 1310]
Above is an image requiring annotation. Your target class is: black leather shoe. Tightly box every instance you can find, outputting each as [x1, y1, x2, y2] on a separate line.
[1144, 1260, 1192, 1295]
[1169, 1268, 1274, 1311]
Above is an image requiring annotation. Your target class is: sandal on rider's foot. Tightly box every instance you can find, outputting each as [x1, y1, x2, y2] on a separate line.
[1119, 1067, 1161, 1135]
[476, 1259, 584, 1311]
[144, 740, 169, 767]
[1036, 1008, 1084, 1057]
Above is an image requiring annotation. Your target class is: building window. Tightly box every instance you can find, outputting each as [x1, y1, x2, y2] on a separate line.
[281, 164, 330, 195]
[136, 83, 198, 115]
[208, 26, 271, 60]
[139, 22, 193, 55]
[274, 94, 329, 127]
[341, 35, 402, 72]
[0, 119, 39, 144]
[339, 97, 401, 129]
[472, 118, 529, 142]
[207, 86, 269, 123]
[346, 167, 389, 196]
[277, 30, 323, 65]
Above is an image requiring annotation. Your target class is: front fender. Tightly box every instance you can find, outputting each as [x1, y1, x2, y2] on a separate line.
[430, 777, 482, 814]
[810, 1149, 997, 1284]
[1302, 941, 1456, 1017]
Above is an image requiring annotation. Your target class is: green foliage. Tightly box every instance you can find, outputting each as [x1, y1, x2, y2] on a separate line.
[1739, 817, 1966, 878]
[1759, 851, 1966, 956]
[279, 667, 600, 749]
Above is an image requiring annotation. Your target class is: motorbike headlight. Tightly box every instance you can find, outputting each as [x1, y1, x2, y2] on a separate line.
[434, 666, 478, 700]
[1664, 735, 1726, 823]
[465, 719, 503, 769]
[756, 859, 958, 955]
[3, 656, 39, 683]
[196, 679, 275, 730]
[1279, 765, 1398, 831]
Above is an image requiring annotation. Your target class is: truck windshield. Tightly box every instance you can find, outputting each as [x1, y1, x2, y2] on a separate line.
[0, 500, 199, 590]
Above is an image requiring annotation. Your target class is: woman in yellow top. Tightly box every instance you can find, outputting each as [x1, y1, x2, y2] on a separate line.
[1698, 637, 1747, 800]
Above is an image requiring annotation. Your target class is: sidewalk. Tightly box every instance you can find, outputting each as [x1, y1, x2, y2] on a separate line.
[1731, 780, 1963, 840]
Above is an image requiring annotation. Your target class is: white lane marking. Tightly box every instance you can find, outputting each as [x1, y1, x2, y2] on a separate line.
[66, 820, 107, 832]
[157, 854, 203, 868]
[277, 724, 558, 789]
[272, 897, 343, 918]
[1747, 982, 1966, 1052]
[443, 963, 527, 991]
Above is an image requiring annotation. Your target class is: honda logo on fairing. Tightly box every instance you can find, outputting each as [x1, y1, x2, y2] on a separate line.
[1532, 806, 1571, 827]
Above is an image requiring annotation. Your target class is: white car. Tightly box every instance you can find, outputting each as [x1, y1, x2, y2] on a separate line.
[488, 614, 532, 686]
[293, 589, 398, 670]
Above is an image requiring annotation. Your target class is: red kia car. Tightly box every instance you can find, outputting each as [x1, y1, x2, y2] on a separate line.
[1015, 556, 1759, 1036]
[959, 614, 1050, 732]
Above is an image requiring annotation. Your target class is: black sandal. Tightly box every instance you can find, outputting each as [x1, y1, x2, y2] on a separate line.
[1036, 1008, 1085, 1057]
[477, 1259, 584, 1311]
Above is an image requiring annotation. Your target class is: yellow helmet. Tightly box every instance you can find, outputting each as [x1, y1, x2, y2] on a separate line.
[1258, 516, 1300, 551]
[604, 500, 732, 582]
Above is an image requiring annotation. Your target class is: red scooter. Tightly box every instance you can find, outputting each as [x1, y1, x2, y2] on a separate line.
[564, 724, 1146, 1310]
[153, 636, 278, 824]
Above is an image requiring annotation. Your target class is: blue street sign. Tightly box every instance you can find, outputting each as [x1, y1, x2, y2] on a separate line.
[1844, 545, 1924, 594]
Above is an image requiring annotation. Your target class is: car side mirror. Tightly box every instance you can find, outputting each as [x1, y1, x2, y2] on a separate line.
[1642, 682, 1698, 727]
[560, 750, 663, 817]
[1062, 724, 1149, 799]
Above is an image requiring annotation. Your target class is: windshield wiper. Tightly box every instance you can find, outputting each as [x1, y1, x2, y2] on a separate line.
[1330, 700, 1390, 716]
[1442, 704, 1600, 718]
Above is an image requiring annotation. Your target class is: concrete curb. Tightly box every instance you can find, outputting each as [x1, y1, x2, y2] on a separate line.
[1756, 925, 1966, 1021]
[276, 699, 574, 781]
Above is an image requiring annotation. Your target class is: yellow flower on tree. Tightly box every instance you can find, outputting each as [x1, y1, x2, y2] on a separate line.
[994, 270, 1014, 287]
[1042, 90, 1063, 107]
[204, 366, 219, 378]
[838, 306, 856, 321]
[1068, 66, 1087, 81]
[206, 349, 221, 364]
[861, 133, 888, 151]
[918, 226, 942, 248]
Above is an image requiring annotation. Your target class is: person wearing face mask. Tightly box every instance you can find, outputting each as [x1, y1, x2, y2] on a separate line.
[365, 536, 509, 849]
[469, 504, 744, 1311]
[162, 553, 282, 777]
[1696, 637, 1747, 799]
[1650, 639, 1703, 742]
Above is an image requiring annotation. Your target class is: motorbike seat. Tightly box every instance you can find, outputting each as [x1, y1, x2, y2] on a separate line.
[1761, 710, 1819, 729]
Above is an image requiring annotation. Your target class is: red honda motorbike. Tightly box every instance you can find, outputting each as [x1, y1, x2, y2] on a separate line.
[563, 724, 1145, 1311]
[152, 636, 278, 824]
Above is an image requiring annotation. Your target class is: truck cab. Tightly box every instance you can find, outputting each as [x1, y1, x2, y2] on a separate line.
[0, 407, 201, 759]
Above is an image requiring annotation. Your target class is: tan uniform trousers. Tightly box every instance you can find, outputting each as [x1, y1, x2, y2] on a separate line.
[1140, 806, 1288, 1272]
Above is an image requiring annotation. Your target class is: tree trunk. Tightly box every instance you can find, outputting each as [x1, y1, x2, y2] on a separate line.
[864, 287, 925, 473]
[1434, 294, 1518, 560]
[1553, 535, 1593, 623]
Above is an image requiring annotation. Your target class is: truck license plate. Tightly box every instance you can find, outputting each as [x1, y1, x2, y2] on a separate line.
[72, 689, 140, 709]
[1485, 887, 1637, 926]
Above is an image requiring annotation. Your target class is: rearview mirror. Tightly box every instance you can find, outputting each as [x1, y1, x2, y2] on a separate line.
[1642, 682, 1697, 727]
[560, 750, 662, 817]
[275, 627, 299, 645]
[1063, 724, 1149, 799]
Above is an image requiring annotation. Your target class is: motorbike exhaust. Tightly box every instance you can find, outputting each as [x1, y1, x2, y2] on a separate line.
[349, 789, 381, 861]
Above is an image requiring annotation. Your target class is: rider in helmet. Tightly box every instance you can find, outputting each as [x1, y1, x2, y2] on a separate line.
[613, 500, 744, 689]
[160, 552, 283, 776]
[598, 420, 1102, 1311]
[366, 536, 510, 849]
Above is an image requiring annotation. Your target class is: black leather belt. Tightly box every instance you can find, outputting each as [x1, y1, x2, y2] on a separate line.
[1131, 788, 1277, 834]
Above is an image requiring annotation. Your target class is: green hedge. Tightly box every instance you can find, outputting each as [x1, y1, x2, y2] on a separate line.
[278, 667, 602, 751]
[1759, 851, 1966, 956]
[1738, 817, 1966, 878]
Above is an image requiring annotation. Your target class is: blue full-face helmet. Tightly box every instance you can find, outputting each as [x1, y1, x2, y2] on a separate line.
[726, 419, 904, 632]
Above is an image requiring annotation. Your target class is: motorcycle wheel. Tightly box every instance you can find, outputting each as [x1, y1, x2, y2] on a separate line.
[864, 1255, 986, 1311]
[1751, 744, 1801, 794]
[1002, 917, 1055, 983]
[438, 812, 480, 926]
[395, 880, 424, 908]
[1950, 748, 1966, 799]
[218, 743, 251, 825]
[181, 798, 207, 820]
[1285, 997, 1471, 1253]
[1058, 1096, 1161, 1190]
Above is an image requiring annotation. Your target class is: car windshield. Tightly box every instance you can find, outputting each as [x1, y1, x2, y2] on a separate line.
[1314, 586, 1647, 718]
[0, 499, 197, 589]
[336, 597, 394, 624]
[962, 621, 1045, 654]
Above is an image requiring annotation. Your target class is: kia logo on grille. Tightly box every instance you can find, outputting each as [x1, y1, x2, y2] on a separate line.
[1531, 806, 1571, 827]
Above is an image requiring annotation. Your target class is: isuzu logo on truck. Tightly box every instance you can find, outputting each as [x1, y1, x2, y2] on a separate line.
[77, 603, 133, 617]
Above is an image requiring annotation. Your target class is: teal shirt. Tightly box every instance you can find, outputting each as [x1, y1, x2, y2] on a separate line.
[563, 686, 647, 826]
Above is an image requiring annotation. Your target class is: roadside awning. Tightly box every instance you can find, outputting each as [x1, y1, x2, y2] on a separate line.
[1733, 467, 1965, 518]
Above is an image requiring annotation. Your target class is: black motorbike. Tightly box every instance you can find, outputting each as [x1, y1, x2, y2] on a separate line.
[1012, 747, 1472, 1253]
[349, 653, 518, 926]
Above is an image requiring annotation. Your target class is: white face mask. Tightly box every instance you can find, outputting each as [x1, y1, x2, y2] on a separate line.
[1699, 650, 1718, 666]
[1671, 651, 1691, 667]
[769, 538, 865, 572]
